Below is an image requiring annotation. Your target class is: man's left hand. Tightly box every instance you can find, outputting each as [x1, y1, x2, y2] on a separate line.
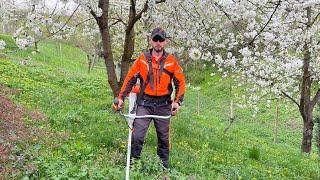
[171, 102, 180, 116]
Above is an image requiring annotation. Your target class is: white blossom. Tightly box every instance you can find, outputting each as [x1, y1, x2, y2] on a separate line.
[16, 38, 32, 50]
[202, 51, 213, 61]
[239, 47, 252, 57]
[243, 10, 256, 19]
[214, 54, 223, 65]
[189, 48, 201, 60]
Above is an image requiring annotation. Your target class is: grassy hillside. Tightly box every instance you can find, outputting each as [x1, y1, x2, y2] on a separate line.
[0, 37, 319, 179]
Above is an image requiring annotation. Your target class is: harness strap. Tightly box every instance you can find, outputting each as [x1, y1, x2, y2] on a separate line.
[136, 51, 152, 103]
[158, 52, 169, 82]
[163, 68, 174, 78]
[137, 50, 170, 103]
[144, 50, 154, 90]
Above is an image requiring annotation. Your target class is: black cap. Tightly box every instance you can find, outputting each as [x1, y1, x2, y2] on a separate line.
[150, 27, 167, 39]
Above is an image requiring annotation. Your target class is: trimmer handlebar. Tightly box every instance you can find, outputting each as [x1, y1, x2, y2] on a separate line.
[113, 92, 171, 180]
[123, 114, 171, 119]
[114, 98, 171, 119]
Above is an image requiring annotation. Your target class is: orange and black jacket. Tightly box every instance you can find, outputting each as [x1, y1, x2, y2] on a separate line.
[118, 49, 185, 105]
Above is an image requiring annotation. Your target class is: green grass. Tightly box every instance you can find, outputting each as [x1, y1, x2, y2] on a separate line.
[0, 34, 18, 51]
[0, 37, 320, 179]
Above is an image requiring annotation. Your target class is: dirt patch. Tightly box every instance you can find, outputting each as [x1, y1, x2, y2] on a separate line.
[0, 84, 47, 178]
[0, 95, 29, 141]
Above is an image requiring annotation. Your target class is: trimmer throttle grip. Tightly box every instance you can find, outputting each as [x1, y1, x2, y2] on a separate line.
[113, 98, 119, 105]
[113, 98, 121, 111]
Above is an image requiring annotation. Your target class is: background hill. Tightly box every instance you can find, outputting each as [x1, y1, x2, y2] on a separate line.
[0, 36, 320, 179]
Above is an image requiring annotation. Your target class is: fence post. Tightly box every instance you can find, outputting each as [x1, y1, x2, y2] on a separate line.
[274, 100, 279, 143]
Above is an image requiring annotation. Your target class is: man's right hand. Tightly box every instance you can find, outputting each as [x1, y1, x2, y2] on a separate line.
[113, 98, 124, 111]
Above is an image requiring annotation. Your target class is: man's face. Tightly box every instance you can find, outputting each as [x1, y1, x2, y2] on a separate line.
[150, 35, 167, 53]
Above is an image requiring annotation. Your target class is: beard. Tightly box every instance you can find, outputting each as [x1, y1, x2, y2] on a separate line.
[154, 46, 163, 53]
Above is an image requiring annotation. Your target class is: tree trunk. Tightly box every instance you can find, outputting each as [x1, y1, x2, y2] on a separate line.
[300, 109, 314, 153]
[34, 41, 38, 52]
[100, 26, 119, 97]
[299, 7, 314, 153]
[120, 27, 135, 86]
[120, 1, 136, 86]
[299, 41, 314, 153]
[92, 0, 164, 96]
[95, 0, 120, 97]
[87, 54, 92, 73]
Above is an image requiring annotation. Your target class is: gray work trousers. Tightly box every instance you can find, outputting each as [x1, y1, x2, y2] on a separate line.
[131, 103, 171, 168]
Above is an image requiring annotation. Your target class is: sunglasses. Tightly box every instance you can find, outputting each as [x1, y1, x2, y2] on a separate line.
[152, 36, 165, 42]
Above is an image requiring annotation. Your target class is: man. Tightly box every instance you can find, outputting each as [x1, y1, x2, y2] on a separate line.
[114, 27, 185, 168]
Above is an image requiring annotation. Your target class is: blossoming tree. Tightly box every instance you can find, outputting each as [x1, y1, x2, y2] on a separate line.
[147, 0, 320, 153]
[6, 0, 81, 50]
[2, 0, 320, 153]
[2, 0, 166, 96]
[72, 0, 166, 96]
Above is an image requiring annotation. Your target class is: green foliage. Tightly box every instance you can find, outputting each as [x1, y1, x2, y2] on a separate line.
[315, 103, 320, 156]
[248, 145, 260, 160]
[1, 38, 320, 179]
[184, 63, 209, 85]
[129, 153, 190, 179]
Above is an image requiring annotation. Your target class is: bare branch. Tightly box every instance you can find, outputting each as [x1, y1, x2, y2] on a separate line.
[113, 10, 127, 26]
[311, 89, 320, 109]
[50, 4, 80, 35]
[156, 0, 166, 3]
[88, 5, 98, 21]
[109, 19, 123, 27]
[134, 0, 148, 24]
[248, 0, 281, 46]
[310, 11, 320, 27]
[248, 70, 301, 108]
[52, 3, 68, 25]
[75, 18, 95, 27]
[49, 1, 59, 17]
[134, 0, 166, 24]
[213, 2, 242, 34]
[224, 116, 236, 134]
[246, 0, 266, 14]
[282, 91, 300, 108]
[36, 4, 80, 44]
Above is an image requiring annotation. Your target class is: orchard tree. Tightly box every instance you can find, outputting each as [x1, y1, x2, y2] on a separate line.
[11, 0, 80, 51]
[3, 0, 166, 96]
[148, 0, 320, 153]
[73, 0, 166, 96]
